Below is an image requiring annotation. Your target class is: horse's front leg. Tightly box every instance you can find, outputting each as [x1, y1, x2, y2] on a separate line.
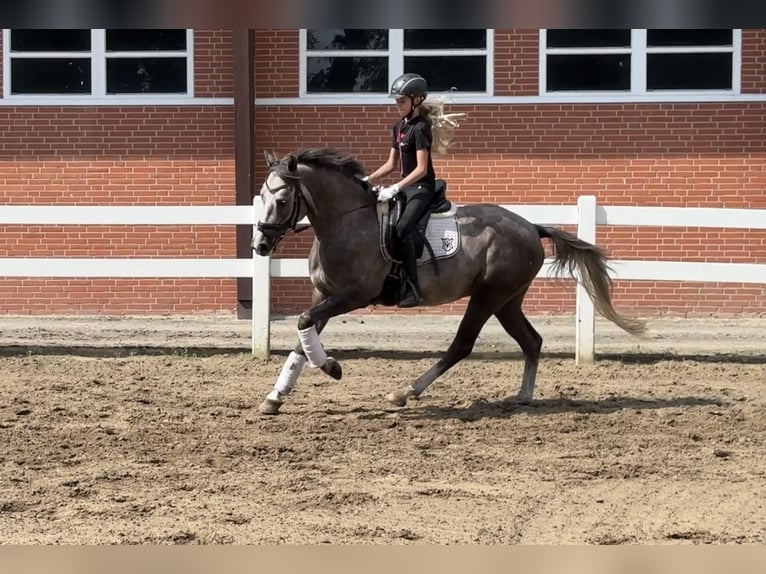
[258, 291, 368, 415]
[257, 317, 330, 415]
[295, 291, 369, 374]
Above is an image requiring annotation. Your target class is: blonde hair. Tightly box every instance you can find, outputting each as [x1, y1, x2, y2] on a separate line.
[419, 97, 467, 155]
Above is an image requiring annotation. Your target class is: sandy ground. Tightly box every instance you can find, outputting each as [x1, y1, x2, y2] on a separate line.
[0, 314, 764, 544]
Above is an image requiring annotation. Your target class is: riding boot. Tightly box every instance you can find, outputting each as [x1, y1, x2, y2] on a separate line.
[398, 237, 423, 308]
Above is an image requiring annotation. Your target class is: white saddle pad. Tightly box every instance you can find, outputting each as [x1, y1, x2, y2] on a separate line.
[377, 202, 461, 265]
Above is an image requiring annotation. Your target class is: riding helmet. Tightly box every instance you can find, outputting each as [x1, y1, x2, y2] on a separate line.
[389, 73, 428, 99]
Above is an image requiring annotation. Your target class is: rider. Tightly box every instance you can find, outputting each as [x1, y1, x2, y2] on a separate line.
[364, 72, 436, 308]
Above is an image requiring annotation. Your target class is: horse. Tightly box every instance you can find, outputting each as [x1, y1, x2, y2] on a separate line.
[252, 148, 646, 415]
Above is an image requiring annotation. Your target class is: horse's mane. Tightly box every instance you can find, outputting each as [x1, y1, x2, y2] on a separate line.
[286, 148, 366, 180]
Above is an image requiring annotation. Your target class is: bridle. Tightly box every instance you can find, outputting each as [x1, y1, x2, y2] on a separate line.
[256, 166, 378, 242]
[255, 172, 310, 241]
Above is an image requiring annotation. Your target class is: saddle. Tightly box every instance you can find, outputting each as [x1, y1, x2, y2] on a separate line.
[383, 179, 452, 262]
[370, 179, 461, 306]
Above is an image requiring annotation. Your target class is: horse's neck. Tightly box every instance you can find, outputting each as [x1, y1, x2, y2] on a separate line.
[304, 171, 372, 234]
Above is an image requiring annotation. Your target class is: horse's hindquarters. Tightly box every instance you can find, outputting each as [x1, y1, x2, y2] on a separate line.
[416, 205, 545, 307]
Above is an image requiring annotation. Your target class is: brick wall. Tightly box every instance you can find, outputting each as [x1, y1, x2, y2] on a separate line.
[194, 29, 234, 97]
[494, 29, 539, 96]
[255, 101, 766, 317]
[1, 29, 764, 318]
[742, 29, 766, 93]
[0, 105, 236, 315]
[253, 28, 766, 317]
[255, 30, 299, 98]
[0, 30, 236, 99]
[0, 106, 236, 314]
[0, 29, 239, 316]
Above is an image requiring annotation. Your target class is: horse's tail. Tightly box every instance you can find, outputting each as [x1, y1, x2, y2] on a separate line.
[535, 225, 647, 337]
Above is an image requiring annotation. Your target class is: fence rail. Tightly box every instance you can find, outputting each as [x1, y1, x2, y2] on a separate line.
[1, 196, 765, 361]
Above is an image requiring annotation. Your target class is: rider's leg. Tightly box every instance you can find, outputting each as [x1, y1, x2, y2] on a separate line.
[398, 231, 422, 308]
[395, 185, 432, 308]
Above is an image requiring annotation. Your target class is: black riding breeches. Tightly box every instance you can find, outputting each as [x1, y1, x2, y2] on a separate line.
[395, 184, 434, 240]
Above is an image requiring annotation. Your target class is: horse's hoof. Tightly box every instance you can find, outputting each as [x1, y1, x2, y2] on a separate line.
[258, 398, 282, 415]
[387, 388, 414, 408]
[321, 357, 343, 380]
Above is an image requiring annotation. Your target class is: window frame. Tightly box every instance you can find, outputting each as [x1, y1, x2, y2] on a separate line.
[298, 29, 494, 101]
[539, 29, 742, 98]
[2, 28, 195, 102]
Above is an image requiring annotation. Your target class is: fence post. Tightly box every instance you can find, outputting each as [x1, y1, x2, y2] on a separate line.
[251, 196, 271, 359]
[575, 195, 597, 364]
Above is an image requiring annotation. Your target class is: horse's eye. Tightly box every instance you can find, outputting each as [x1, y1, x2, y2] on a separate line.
[277, 199, 288, 207]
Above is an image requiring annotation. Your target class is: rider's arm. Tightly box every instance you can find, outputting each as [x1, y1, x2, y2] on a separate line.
[366, 147, 398, 184]
[393, 148, 428, 190]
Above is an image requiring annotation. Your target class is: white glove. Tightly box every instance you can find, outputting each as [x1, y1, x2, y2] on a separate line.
[377, 184, 400, 202]
[361, 175, 370, 182]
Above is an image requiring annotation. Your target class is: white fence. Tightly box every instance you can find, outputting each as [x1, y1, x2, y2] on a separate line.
[1, 196, 765, 362]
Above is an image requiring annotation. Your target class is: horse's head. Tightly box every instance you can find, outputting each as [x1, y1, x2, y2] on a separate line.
[252, 151, 306, 257]
[253, 147, 372, 256]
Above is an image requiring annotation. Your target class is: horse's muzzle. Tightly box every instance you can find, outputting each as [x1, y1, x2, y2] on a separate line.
[253, 238, 274, 257]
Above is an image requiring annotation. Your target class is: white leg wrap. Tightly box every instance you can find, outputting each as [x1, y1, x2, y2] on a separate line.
[298, 325, 327, 368]
[273, 351, 307, 395]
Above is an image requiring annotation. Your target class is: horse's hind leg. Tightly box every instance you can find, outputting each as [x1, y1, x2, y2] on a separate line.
[387, 296, 497, 407]
[494, 295, 542, 403]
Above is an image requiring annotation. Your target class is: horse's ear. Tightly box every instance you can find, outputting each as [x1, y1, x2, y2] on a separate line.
[286, 154, 298, 174]
[263, 150, 278, 167]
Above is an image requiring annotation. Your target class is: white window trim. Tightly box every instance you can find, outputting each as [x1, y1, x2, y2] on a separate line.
[298, 29, 495, 103]
[2, 29, 202, 105]
[254, 28, 764, 106]
[539, 29, 742, 100]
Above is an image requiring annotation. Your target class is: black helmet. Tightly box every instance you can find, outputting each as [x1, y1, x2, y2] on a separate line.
[389, 73, 428, 99]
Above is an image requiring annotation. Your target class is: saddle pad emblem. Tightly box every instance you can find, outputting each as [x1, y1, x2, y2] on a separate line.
[419, 214, 460, 263]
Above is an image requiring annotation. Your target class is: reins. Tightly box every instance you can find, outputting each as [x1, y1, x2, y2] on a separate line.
[294, 194, 376, 232]
[259, 167, 376, 236]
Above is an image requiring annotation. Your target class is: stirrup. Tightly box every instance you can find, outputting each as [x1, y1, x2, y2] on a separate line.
[397, 281, 422, 308]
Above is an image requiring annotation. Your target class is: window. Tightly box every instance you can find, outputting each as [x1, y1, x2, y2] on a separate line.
[541, 29, 739, 94]
[301, 29, 492, 97]
[3, 29, 192, 98]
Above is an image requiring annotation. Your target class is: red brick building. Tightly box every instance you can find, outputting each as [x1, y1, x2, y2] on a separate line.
[1, 29, 764, 317]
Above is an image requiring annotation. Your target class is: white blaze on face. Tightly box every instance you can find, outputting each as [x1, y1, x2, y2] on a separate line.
[262, 172, 287, 217]
[253, 172, 289, 249]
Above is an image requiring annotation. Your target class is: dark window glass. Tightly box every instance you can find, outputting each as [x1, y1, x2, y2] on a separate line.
[11, 59, 91, 94]
[547, 30, 630, 48]
[106, 30, 187, 51]
[404, 56, 486, 91]
[647, 29, 732, 47]
[106, 58, 187, 93]
[10, 30, 90, 52]
[306, 57, 388, 92]
[547, 54, 630, 91]
[306, 29, 387, 50]
[647, 53, 732, 90]
[404, 30, 486, 50]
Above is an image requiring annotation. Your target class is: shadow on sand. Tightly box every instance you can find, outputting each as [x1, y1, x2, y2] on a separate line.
[0, 344, 762, 366]
[343, 394, 726, 422]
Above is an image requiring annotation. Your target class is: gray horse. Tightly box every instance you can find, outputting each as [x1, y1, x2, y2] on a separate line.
[252, 148, 646, 415]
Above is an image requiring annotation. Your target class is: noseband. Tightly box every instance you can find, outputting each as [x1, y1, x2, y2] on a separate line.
[256, 164, 377, 244]
[256, 174, 308, 241]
